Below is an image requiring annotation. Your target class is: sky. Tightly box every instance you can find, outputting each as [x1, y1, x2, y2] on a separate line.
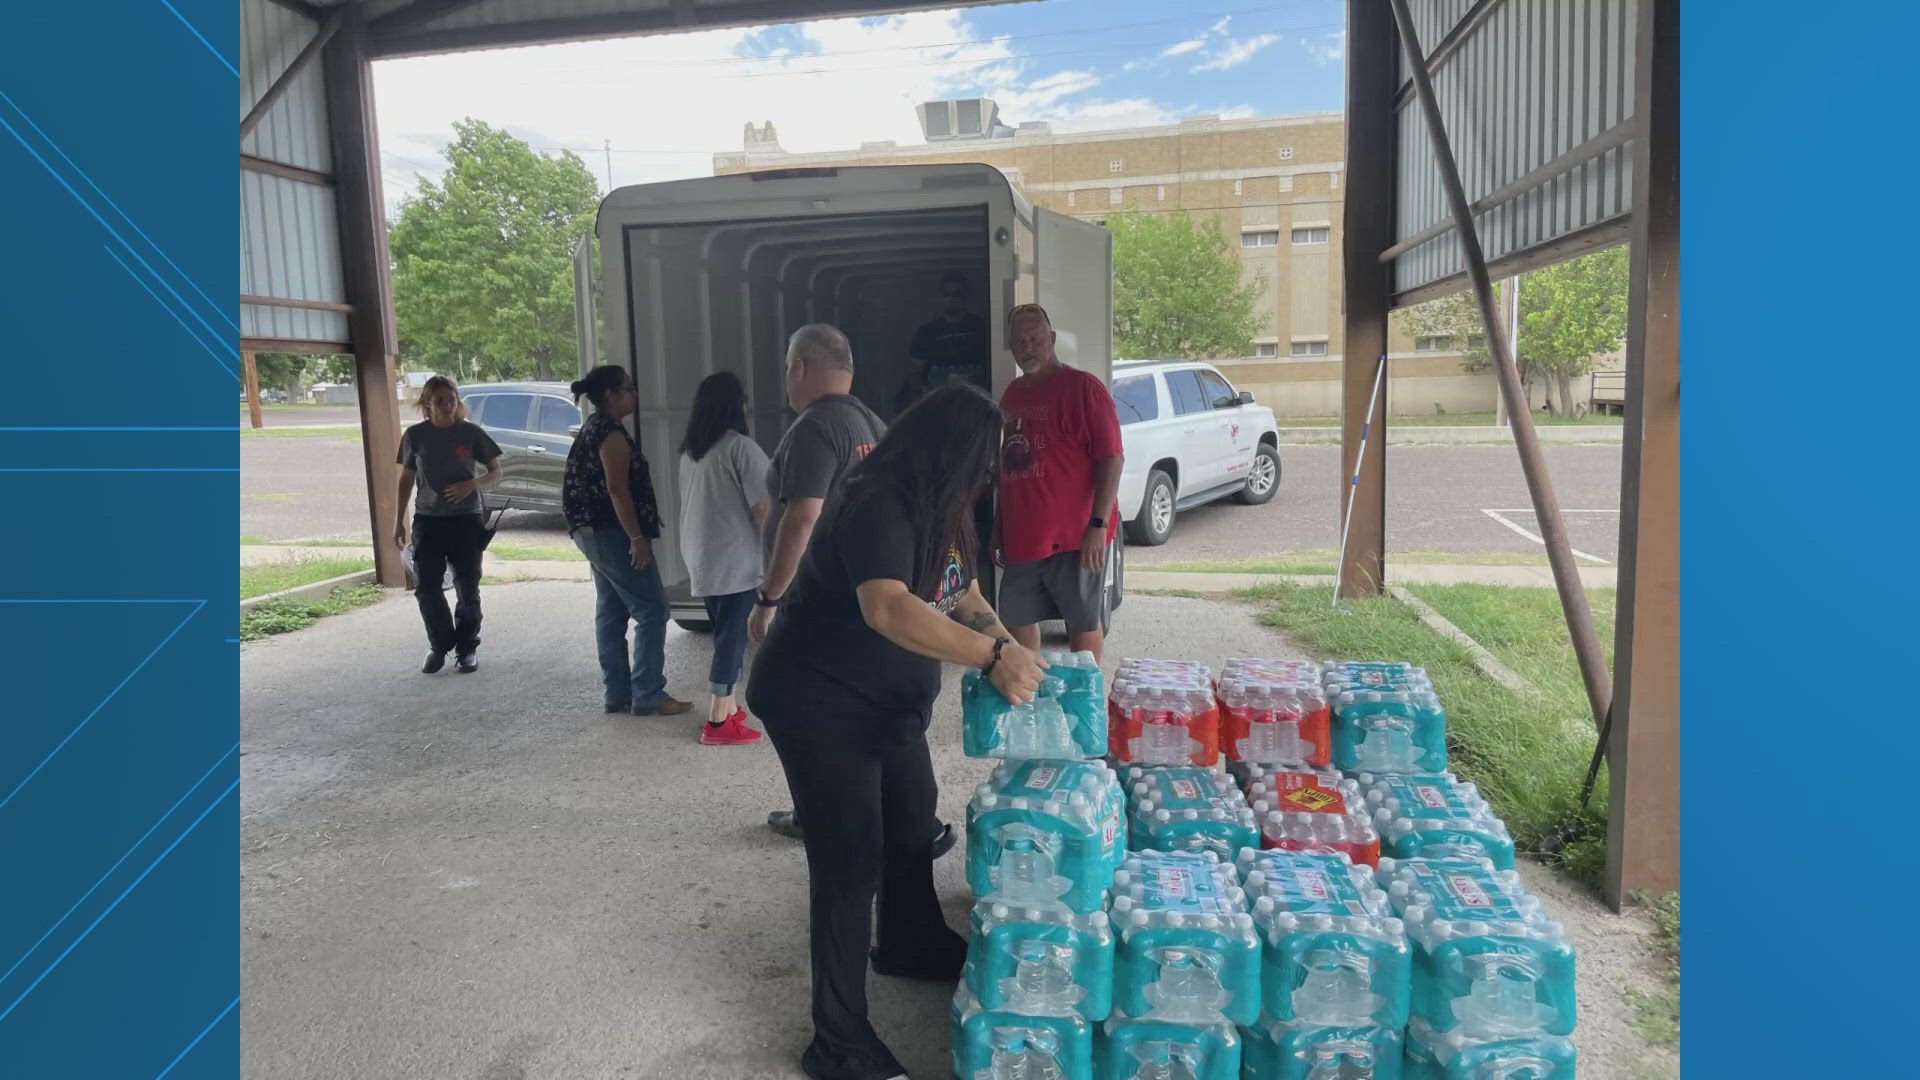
[370, 0, 1347, 210]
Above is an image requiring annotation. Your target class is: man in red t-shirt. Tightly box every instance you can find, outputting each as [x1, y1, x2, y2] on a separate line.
[994, 303, 1125, 661]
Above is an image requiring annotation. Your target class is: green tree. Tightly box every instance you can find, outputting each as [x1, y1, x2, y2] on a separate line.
[1392, 247, 1628, 415]
[253, 353, 310, 396]
[389, 119, 601, 382]
[1111, 212, 1264, 360]
[1520, 245, 1630, 417]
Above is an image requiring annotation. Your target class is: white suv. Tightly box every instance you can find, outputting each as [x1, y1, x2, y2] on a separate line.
[1111, 361, 1283, 546]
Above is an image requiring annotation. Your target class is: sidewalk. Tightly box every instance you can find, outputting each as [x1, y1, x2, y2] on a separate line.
[1129, 563, 1618, 591]
[1278, 425, 1622, 445]
[244, 545, 1615, 591]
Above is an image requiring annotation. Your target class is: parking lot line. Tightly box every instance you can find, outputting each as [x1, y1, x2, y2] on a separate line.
[1479, 508, 1613, 564]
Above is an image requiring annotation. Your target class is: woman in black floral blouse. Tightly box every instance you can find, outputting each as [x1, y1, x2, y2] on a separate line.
[563, 365, 691, 716]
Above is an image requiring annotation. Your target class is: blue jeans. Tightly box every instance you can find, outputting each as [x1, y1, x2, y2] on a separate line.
[573, 526, 670, 709]
[703, 589, 757, 696]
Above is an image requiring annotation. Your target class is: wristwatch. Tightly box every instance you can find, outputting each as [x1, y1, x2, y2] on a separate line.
[1088, 516, 1107, 529]
[756, 590, 782, 608]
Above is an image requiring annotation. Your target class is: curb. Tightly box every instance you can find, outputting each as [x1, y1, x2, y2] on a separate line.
[240, 569, 379, 612]
[1386, 585, 1539, 698]
[1277, 425, 1622, 446]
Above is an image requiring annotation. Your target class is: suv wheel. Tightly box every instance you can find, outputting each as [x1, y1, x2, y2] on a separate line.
[1125, 469, 1176, 546]
[1235, 443, 1281, 505]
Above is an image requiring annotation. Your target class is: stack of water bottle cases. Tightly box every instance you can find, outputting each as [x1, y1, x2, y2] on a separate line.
[955, 653, 1577, 1079]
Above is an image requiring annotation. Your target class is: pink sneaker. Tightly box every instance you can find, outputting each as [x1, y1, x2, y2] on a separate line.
[700, 709, 764, 746]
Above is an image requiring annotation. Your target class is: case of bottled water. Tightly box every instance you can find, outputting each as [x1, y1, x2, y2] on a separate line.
[1243, 766, 1382, 867]
[1236, 849, 1410, 1028]
[1109, 659, 1220, 767]
[967, 893, 1115, 1020]
[1125, 766, 1260, 859]
[969, 759, 1126, 914]
[1109, 851, 1261, 1027]
[1217, 659, 1330, 767]
[1357, 773, 1516, 870]
[952, 985, 1095, 1080]
[1328, 689, 1449, 775]
[1376, 858, 1576, 1039]
[1241, 1019, 1404, 1080]
[1095, 1017, 1239, 1080]
[964, 653, 1108, 760]
[1402, 1017, 1576, 1079]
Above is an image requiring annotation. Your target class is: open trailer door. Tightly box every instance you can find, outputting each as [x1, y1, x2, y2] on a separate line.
[1032, 207, 1122, 615]
[1033, 207, 1113, 385]
[572, 232, 599, 378]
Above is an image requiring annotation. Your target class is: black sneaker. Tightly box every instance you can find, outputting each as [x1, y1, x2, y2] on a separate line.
[422, 651, 447, 674]
[455, 652, 479, 674]
[767, 809, 803, 839]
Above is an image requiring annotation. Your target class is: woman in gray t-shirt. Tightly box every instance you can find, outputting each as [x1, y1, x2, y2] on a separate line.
[676, 372, 771, 746]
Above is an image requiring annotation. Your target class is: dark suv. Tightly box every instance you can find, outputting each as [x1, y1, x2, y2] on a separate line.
[461, 382, 583, 514]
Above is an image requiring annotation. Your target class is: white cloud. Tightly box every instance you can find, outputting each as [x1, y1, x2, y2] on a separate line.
[1210, 17, 1233, 35]
[1162, 36, 1209, 59]
[1306, 30, 1346, 66]
[373, 10, 1211, 209]
[1192, 33, 1282, 74]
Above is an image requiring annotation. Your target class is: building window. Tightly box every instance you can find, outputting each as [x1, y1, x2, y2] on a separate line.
[1292, 227, 1330, 245]
[1234, 179, 1244, 196]
[1241, 230, 1280, 248]
[1279, 146, 1295, 160]
[1156, 184, 1165, 201]
[1415, 335, 1455, 353]
[1254, 343, 1279, 358]
[1110, 187, 1122, 205]
[1067, 191, 1075, 208]
[1109, 159, 1123, 173]
[1290, 341, 1329, 357]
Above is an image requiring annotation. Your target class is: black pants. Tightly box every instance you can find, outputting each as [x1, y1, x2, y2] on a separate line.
[412, 513, 485, 653]
[756, 697, 954, 1080]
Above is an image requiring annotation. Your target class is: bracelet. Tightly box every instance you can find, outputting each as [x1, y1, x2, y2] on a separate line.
[756, 590, 783, 608]
[980, 636, 1008, 677]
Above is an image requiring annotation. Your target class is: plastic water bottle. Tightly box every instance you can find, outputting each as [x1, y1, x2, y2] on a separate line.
[1403, 1016, 1576, 1079]
[1242, 1019, 1403, 1080]
[969, 896, 1113, 1020]
[1376, 857, 1576, 1039]
[970, 759, 1124, 913]
[1245, 766, 1382, 867]
[953, 987, 1092, 1080]
[1125, 766, 1259, 858]
[1238, 848, 1410, 1028]
[1219, 660, 1330, 767]
[1110, 851, 1261, 1027]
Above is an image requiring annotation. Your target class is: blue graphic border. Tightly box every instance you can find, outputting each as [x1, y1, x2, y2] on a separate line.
[0, 1, 238, 1076]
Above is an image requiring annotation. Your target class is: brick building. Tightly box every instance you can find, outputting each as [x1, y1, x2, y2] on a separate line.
[714, 101, 1592, 418]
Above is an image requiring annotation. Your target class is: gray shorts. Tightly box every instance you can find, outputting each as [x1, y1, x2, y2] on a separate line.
[998, 550, 1109, 634]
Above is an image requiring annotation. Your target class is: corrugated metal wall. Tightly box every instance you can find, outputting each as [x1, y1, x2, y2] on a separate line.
[240, 0, 348, 346]
[1391, 0, 1636, 298]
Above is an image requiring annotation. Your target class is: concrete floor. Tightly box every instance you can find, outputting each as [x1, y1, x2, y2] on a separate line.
[240, 584, 1671, 1079]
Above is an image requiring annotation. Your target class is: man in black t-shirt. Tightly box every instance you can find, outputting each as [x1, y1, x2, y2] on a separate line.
[753, 322, 954, 855]
[890, 270, 990, 419]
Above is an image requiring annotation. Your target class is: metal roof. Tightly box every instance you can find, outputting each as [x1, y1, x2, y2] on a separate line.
[1384, 0, 1638, 307]
[283, 0, 1020, 59]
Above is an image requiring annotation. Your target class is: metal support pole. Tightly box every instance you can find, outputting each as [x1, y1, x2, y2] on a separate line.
[240, 8, 342, 142]
[242, 350, 264, 430]
[323, 4, 406, 589]
[1334, 355, 1388, 605]
[1338, 0, 1397, 599]
[1385, 0, 1614, 730]
[1604, 0, 1680, 908]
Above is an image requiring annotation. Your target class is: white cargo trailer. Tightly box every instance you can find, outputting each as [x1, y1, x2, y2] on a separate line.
[576, 162, 1119, 630]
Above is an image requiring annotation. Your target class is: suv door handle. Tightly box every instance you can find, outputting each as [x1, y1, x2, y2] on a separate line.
[525, 444, 547, 453]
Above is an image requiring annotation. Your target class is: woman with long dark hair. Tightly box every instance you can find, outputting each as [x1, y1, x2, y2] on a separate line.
[676, 371, 769, 745]
[746, 384, 1048, 1080]
[563, 365, 691, 716]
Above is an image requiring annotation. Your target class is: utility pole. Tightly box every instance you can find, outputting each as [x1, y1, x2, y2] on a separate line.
[603, 139, 613, 192]
[242, 350, 264, 430]
[1497, 274, 1520, 427]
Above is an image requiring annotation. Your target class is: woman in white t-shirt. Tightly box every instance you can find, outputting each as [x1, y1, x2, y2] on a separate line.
[677, 372, 772, 745]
